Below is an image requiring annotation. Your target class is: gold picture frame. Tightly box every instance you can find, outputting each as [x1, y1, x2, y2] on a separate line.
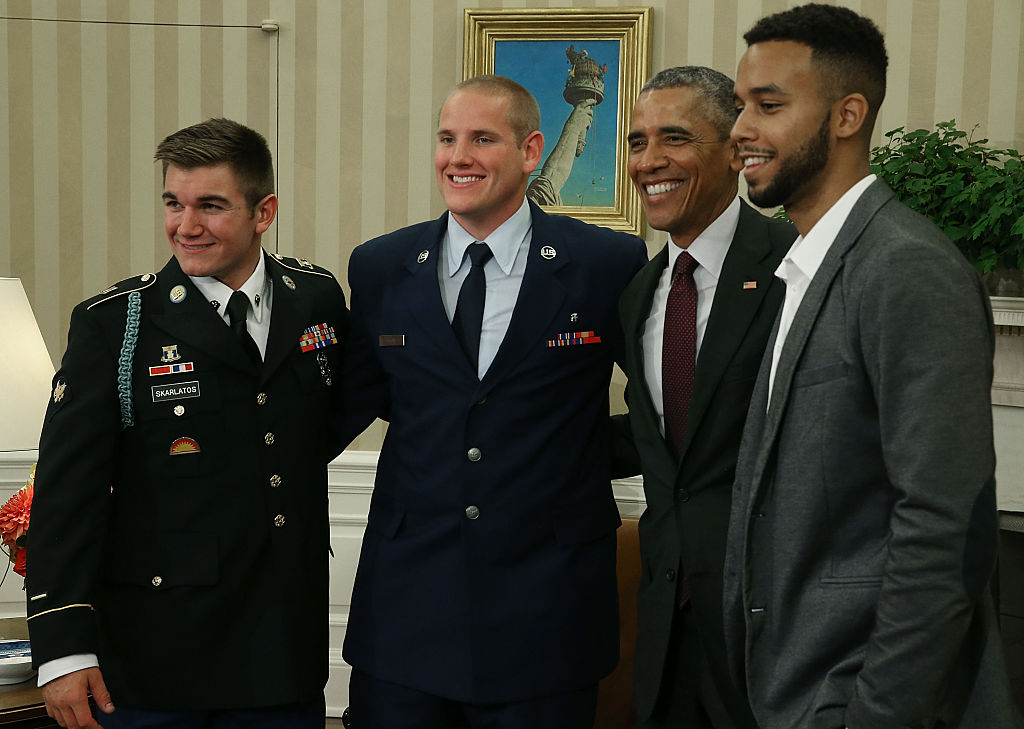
[463, 8, 652, 236]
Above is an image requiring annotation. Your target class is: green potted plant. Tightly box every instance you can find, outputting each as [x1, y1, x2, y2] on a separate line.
[869, 120, 1024, 296]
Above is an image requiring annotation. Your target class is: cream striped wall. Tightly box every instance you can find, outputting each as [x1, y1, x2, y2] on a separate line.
[2, 0, 1023, 452]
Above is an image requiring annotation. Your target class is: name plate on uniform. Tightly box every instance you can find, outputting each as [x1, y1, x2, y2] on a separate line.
[152, 380, 201, 402]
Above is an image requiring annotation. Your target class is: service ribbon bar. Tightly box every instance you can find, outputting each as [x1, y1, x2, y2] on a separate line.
[149, 362, 195, 377]
[546, 331, 602, 347]
[299, 323, 338, 352]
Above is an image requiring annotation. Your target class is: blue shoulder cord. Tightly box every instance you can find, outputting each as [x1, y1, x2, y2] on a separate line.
[117, 291, 142, 429]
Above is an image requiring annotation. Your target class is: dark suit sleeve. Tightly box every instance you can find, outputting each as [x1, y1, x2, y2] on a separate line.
[612, 237, 649, 368]
[844, 229, 998, 728]
[608, 237, 648, 480]
[335, 244, 390, 448]
[26, 304, 121, 664]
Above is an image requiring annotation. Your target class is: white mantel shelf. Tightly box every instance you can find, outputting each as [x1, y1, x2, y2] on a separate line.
[992, 297, 1024, 330]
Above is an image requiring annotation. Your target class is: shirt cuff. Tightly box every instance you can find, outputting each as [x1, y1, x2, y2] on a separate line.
[37, 653, 99, 687]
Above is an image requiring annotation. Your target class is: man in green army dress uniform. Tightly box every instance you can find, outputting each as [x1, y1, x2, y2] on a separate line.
[26, 118, 346, 729]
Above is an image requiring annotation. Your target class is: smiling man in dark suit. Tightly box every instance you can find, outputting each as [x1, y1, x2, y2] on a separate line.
[725, 5, 1022, 728]
[338, 75, 647, 729]
[612, 67, 795, 729]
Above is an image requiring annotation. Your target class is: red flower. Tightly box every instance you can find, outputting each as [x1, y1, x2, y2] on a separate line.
[12, 548, 26, 577]
[0, 484, 32, 552]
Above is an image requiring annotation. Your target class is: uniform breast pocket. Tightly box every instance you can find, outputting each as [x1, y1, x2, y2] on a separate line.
[135, 375, 223, 478]
[543, 325, 608, 369]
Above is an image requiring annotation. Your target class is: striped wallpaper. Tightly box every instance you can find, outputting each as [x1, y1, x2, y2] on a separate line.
[2, 0, 1023, 451]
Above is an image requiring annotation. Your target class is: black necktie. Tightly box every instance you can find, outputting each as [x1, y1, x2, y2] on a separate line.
[227, 290, 262, 365]
[452, 242, 493, 369]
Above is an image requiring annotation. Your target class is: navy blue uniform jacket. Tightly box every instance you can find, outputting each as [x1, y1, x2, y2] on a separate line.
[339, 201, 647, 703]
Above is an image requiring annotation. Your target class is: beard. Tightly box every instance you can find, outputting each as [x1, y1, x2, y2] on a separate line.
[748, 111, 831, 209]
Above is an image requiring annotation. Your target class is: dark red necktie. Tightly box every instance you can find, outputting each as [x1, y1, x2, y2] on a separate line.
[662, 251, 698, 459]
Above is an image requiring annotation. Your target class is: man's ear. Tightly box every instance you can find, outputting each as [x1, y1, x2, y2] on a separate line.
[254, 193, 279, 234]
[834, 93, 869, 141]
[522, 131, 545, 175]
[727, 140, 744, 173]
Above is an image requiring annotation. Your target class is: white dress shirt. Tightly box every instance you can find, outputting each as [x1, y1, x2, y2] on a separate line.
[439, 198, 532, 379]
[189, 251, 273, 358]
[37, 252, 274, 687]
[642, 196, 741, 435]
[767, 175, 876, 404]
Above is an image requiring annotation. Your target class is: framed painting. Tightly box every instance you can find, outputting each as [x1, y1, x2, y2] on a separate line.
[463, 8, 652, 236]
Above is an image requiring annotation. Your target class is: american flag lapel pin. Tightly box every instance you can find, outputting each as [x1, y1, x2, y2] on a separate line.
[743, 280, 757, 290]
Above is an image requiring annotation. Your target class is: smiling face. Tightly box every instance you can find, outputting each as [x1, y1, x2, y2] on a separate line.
[163, 163, 277, 290]
[434, 88, 543, 240]
[732, 40, 835, 211]
[627, 86, 741, 248]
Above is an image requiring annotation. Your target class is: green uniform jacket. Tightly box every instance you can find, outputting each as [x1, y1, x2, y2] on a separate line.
[27, 252, 347, 711]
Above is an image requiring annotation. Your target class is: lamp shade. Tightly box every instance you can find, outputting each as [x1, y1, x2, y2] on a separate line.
[0, 278, 55, 452]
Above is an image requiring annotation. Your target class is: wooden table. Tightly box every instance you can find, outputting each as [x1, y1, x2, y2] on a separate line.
[0, 618, 56, 728]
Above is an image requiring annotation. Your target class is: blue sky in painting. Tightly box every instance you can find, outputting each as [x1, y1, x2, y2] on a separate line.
[494, 39, 619, 207]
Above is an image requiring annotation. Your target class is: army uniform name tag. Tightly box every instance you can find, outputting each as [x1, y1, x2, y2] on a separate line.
[152, 380, 201, 402]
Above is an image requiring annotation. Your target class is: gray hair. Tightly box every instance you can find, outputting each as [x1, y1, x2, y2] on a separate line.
[640, 66, 737, 140]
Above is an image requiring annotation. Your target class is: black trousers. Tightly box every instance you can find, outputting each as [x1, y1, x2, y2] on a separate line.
[348, 669, 598, 729]
[640, 606, 757, 729]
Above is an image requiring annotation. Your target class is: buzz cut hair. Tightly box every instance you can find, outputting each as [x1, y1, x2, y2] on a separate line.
[155, 118, 275, 211]
[743, 3, 888, 133]
[640, 66, 738, 141]
[445, 75, 541, 147]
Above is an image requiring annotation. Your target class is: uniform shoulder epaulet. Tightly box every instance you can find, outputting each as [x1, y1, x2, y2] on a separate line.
[84, 273, 158, 310]
[269, 253, 334, 279]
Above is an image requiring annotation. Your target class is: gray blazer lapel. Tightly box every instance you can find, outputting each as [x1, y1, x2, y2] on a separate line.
[755, 179, 894, 477]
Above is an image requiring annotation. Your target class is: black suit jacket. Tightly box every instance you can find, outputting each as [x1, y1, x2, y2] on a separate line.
[339, 202, 648, 704]
[27, 253, 347, 710]
[613, 200, 794, 724]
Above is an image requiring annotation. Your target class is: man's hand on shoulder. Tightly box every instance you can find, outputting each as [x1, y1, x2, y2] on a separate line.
[41, 667, 114, 729]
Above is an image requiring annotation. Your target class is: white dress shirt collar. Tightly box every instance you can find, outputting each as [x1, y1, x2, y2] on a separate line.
[666, 195, 740, 282]
[776, 175, 877, 287]
[768, 174, 876, 405]
[188, 249, 270, 324]
[445, 198, 532, 277]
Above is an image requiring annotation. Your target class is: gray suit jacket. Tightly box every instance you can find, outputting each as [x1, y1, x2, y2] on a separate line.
[723, 179, 1023, 729]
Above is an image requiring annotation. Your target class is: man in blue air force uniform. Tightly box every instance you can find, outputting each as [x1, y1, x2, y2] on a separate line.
[27, 118, 347, 729]
[338, 75, 648, 729]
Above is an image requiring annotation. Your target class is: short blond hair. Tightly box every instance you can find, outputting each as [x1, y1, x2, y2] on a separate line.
[444, 75, 541, 146]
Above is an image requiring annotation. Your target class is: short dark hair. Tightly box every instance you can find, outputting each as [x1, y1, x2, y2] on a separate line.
[640, 66, 737, 141]
[744, 3, 888, 130]
[446, 75, 541, 146]
[155, 118, 275, 210]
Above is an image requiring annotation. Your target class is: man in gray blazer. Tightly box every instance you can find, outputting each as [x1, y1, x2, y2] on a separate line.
[724, 4, 1023, 728]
